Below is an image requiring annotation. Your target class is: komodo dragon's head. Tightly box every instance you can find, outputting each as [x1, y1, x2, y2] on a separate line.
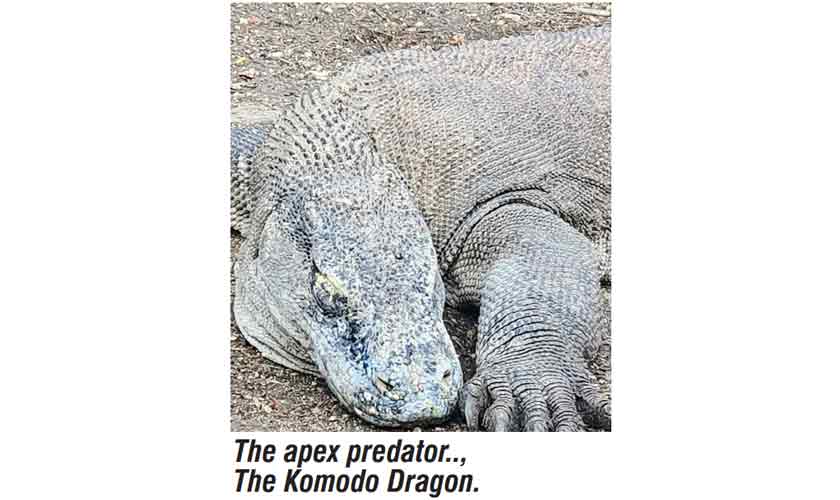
[238, 132, 463, 426]
[305, 196, 463, 426]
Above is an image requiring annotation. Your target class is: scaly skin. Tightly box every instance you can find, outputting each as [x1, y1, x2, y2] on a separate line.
[231, 27, 611, 430]
[448, 205, 610, 431]
[231, 102, 463, 426]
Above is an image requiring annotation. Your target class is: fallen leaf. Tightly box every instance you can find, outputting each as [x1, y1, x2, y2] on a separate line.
[449, 33, 465, 45]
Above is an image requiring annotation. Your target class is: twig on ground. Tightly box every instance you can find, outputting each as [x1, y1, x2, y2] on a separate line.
[372, 7, 390, 24]
[566, 7, 611, 17]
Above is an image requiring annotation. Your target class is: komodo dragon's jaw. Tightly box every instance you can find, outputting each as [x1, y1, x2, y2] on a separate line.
[311, 316, 463, 427]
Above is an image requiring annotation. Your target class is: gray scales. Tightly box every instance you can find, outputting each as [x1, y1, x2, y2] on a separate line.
[231, 26, 611, 431]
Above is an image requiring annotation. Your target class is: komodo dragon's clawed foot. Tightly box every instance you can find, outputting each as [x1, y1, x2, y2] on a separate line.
[461, 361, 610, 432]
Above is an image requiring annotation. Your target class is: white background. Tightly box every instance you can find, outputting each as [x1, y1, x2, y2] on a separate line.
[2, 1, 838, 498]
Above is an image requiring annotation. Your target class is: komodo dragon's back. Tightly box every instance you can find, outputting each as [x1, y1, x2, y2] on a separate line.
[330, 26, 611, 279]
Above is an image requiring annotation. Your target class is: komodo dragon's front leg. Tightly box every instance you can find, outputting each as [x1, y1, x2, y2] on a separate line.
[448, 204, 610, 431]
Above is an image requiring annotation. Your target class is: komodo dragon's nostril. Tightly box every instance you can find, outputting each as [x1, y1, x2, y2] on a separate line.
[374, 376, 394, 393]
[442, 369, 452, 380]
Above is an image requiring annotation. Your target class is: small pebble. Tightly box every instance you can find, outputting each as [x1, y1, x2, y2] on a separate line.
[497, 13, 522, 23]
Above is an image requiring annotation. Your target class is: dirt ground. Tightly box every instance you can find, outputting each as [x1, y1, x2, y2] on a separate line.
[230, 2, 611, 432]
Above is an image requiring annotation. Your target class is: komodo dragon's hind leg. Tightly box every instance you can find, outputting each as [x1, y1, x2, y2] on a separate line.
[448, 204, 611, 431]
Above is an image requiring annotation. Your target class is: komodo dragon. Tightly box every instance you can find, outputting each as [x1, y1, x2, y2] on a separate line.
[231, 26, 611, 431]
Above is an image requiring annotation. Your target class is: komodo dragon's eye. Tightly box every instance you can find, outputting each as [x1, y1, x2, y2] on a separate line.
[311, 264, 349, 318]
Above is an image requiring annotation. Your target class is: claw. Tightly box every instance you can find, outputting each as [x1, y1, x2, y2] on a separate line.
[524, 419, 550, 432]
[545, 380, 584, 431]
[461, 377, 489, 431]
[484, 402, 514, 432]
[483, 377, 516, 432]
[577, 381, 611, 427]
[512, 376, 551, 432]
[571, 365, 611, 429]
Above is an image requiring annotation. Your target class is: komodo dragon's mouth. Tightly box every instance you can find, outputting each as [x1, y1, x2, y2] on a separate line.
[310, 314, 463, 427]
